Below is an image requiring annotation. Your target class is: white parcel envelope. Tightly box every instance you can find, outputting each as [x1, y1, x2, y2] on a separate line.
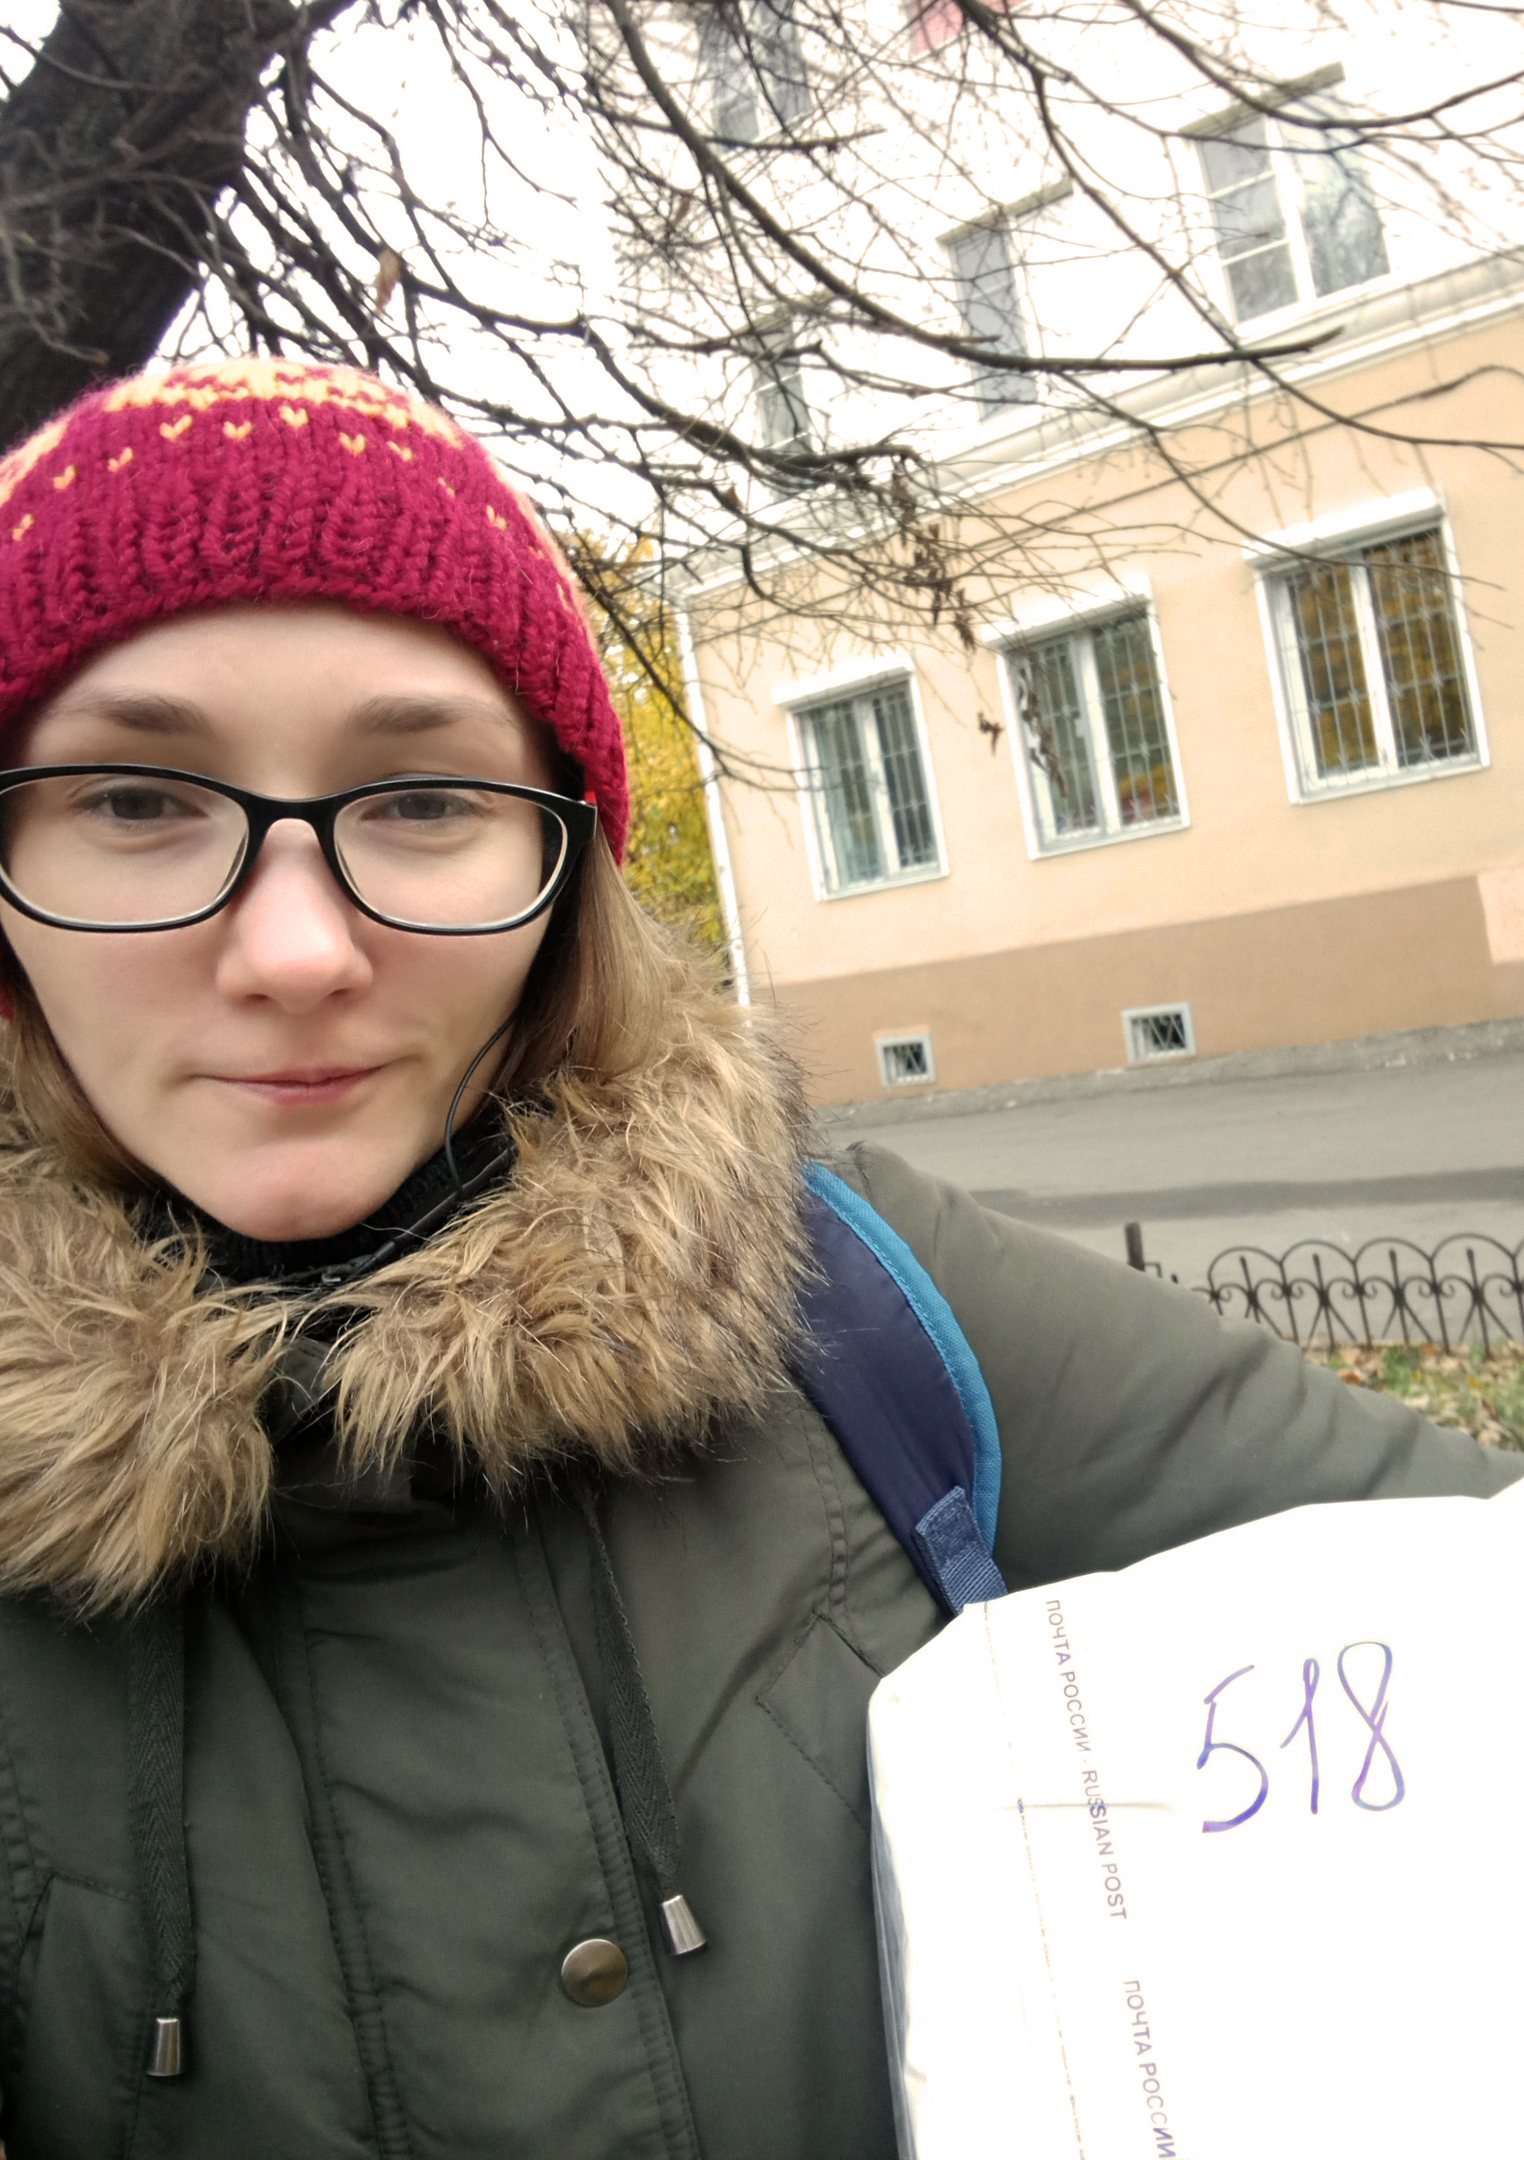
[869, 1481, 1524, 2159]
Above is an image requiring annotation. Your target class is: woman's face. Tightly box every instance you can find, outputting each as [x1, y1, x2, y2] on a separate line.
[2, 604, 560, 1240]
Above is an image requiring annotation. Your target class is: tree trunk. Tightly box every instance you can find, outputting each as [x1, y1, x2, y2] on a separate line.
[0, 0, 351, 450]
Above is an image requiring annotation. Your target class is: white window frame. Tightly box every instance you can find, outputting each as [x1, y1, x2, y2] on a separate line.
[875, 1028, 937, 1088]
[1191, 100, 1392, 327]
[1122, 1002, 1196, 1065]
[1250, 501, 1488, 805]
[991, 600, 1190, 861]
[780, 665, 948, 901]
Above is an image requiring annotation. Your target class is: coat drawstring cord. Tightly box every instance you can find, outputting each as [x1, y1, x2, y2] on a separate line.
[576, 1486, 707, 1957]
[127, 1597, 195, 2078]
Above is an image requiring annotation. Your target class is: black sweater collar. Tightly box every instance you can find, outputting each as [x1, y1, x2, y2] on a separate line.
[147, 1116, 516, 1289]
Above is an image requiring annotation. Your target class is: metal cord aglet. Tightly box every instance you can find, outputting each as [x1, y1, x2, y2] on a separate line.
[147, 2015, 184, 2077]
[659, 1893, 706, 1956]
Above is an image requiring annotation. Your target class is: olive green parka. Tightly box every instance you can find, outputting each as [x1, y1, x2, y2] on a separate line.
[0, 990, 1514, 2160]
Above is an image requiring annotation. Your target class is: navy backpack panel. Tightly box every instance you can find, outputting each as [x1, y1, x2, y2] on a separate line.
[795, 1163, 1007, 1616]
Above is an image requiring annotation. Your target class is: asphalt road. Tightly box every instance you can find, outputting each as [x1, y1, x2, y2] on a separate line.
[819, 1053, 1524, 1286]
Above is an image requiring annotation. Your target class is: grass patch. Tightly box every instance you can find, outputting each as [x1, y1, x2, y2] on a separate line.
[1309, 1342, 1524, 1451]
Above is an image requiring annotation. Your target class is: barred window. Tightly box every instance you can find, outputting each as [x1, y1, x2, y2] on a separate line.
[1198, 110, 1388, 323]
[797, 682, 942, 894]
[1007, 613, 1182, 851]
[1267, 526, 1479, 796]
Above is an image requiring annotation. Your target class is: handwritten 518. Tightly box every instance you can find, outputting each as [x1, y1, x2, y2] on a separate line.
[1197, 1641, 1404, 1834]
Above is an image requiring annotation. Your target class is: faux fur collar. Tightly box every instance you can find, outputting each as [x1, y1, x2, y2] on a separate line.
[0, 987, 810, 1612]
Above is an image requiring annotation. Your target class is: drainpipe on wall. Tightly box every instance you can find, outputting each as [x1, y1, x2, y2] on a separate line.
[676, 607, 752, 1007]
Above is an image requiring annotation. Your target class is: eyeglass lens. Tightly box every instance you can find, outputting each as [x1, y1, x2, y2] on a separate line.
[0, 773, 568, 931]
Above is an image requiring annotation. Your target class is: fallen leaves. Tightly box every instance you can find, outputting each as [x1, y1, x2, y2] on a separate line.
[1309, 1341, 1524, 1451]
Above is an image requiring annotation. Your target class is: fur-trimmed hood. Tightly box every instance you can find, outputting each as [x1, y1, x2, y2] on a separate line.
[0, 985, 811, 1613]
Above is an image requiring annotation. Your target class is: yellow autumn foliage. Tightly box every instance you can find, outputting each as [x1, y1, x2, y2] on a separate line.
[581, 547, 725, 954]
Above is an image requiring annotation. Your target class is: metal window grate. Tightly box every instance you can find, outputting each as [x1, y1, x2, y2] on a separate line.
[1123, 1002, 1195, 1063]
[1283, 558, 1379, 779]
[1092, 613, 1179, 825]
[872, 687, 938, 868]
[1012, 613, 1181, 851]
[1276, 525, 1476, 789]
[877, 1031, 936, 1087]
[1364, 530, 1474, 768]
[809, 698, 880, 884]
[1021, 642, 1100, 834]
[801, 681, 939, 895]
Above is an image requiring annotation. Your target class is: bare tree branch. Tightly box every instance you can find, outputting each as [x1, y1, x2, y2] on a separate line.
[0, 0, 1520, 760]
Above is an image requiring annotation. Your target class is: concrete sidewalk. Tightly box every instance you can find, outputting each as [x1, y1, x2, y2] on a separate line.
[814, 1035, 1524, 1285]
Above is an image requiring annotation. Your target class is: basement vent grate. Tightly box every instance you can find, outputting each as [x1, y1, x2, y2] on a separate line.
[1123, 1002, 1195, 1064]
[876, 1030, 936, 1088]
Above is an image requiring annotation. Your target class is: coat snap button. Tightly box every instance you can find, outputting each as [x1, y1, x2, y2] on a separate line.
[561, 1938, 628, 2007]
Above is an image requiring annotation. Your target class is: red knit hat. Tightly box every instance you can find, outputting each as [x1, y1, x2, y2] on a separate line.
[0, 358, 629, 857]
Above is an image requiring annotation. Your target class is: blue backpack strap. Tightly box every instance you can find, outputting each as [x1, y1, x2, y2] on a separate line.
[794, 1162, 1007, 1615]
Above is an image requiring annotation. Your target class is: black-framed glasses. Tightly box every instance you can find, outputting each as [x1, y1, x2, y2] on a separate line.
[0, 765, 598, 935]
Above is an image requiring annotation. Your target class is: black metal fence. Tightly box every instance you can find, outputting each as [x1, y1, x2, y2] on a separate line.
[1124, 1224, 1524, 1351]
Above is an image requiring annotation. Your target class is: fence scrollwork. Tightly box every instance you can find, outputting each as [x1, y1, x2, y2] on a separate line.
[1134, 1231, 1524, 1350]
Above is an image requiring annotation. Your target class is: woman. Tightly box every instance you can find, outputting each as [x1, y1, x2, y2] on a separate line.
[0, 357, 1511, 2160]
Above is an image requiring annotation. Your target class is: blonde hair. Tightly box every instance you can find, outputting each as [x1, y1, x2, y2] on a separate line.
[0, 829, 701, 1190]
